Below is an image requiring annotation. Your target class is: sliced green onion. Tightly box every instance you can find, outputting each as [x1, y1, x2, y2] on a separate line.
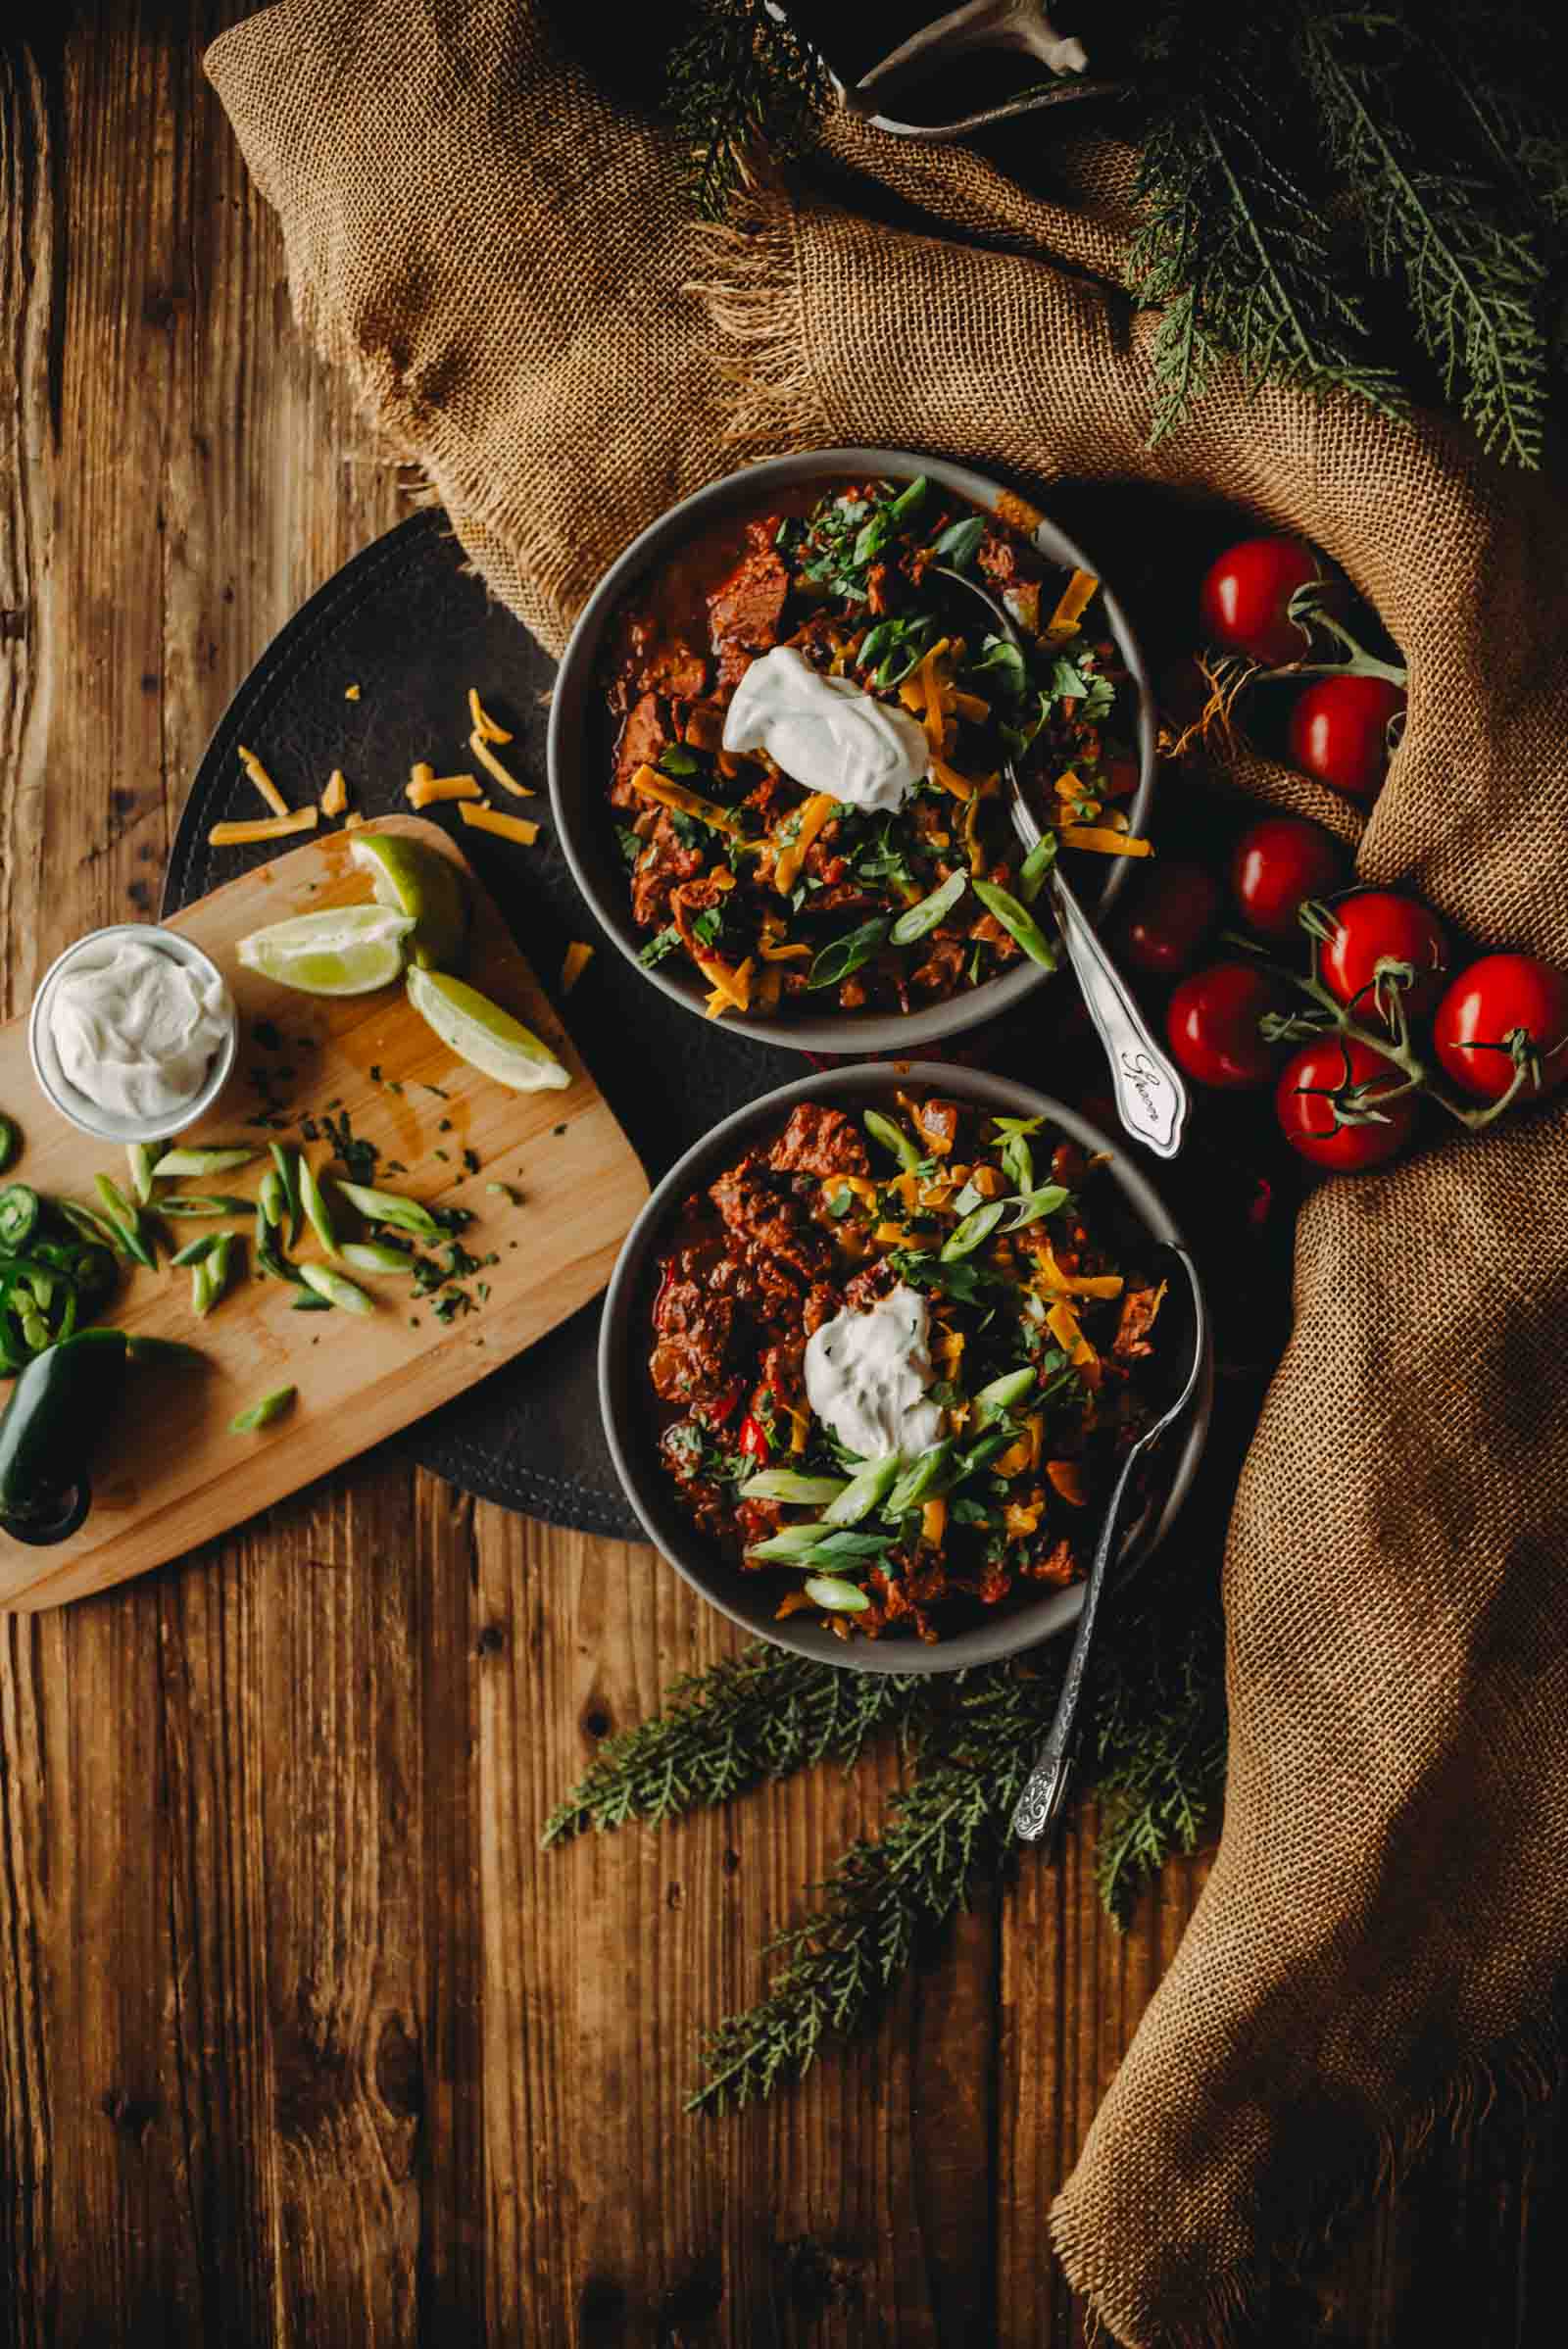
[807, 917, 890, 993]
[971, 879, 1057, 971]
[890, 870, 967, 946]
[862, 1109, 920, 1172]
[334, 1180, 440, 1240]
[257, 1168, 286, 1229]
[229, 1384, 296, 1433]
[972, 1365, 1036, 1425]
[957, 1426, 1016, 1477]
[56, 1200, 122, 1250]
[822, 1451, 904, 1526]
[338, 1241, 413, 1275]
[92, 1175, 155, 1269]
[291, 1294, 333, 1311]
[1016, 834, 1056, 905]
[299, 1154, 337, 1253]
[885, 1440, 955, 1515]
[171, 1232, 223, 1267]
[157, 1195, 255, 1218]
[803, 1575, 871, 1614]
[941, 1199, 1004, 1260]
[270, 1143, 303, 1246]
[125, 1143, 156, 1204]
[1002, 1183, 1069, 1233]
[300, 1260, 374, 1315]
[745, 1523, 830, 1561]
[741, 1469, 848, 1505]
[153, 1146, 261, 1178]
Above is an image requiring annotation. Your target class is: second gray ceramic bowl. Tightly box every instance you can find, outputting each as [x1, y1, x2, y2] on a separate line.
[599, 1060, 1212, 1674]
[549, 449, 1157, 1054]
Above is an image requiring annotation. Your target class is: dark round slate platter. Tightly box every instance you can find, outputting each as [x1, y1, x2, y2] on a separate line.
[165, 508, 809, 1539]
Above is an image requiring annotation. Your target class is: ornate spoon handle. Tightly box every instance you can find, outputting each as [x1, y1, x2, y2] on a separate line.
[1051, 868, 1190, 1159]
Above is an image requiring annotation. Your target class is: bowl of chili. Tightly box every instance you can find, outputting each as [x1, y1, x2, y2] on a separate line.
[549, 450, 1156, 1052]
[598, 1060, 1211, 1672]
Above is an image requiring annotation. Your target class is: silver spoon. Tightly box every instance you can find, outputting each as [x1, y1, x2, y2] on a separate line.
[929, 564, 1190, 1158]
[1011, 1241, 1207, 1844]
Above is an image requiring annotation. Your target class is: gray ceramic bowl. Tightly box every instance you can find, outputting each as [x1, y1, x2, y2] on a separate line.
[599, 1060, 1212, 1674]
[548, 449, 1156, 1054]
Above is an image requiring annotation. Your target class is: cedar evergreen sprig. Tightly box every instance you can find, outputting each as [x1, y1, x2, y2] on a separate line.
[542, 1646, 930, 1841]
[657, 0, 1568, 466]
[545, 1583, 1226, 2110]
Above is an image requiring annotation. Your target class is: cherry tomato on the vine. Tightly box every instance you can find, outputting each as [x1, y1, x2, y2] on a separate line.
[1167, 961, 1286, 1090]
[1114, 859, 1224, 979]
[1286, 673, 1405, 803]
[1275, 1035, 1418, 1171]
[1199, 537, 1324, 665]
[1318, 891, 1450, 1030]
[1230, 815, 1346, 943]
[1433, 954, 1568, 1102]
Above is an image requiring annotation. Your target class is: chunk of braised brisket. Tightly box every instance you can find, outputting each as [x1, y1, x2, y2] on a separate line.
[767, 1102, 870, 1180]
[709, 1153, 830, 1280]
[612, 691, 670, 807]
[708, 524, 790, 690]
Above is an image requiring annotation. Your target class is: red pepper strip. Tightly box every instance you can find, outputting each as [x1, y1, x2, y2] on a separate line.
[738, 1414, 770, 1464]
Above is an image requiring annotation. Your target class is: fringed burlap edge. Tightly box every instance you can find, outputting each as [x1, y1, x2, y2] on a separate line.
[1051, 2000, 1567, 2348]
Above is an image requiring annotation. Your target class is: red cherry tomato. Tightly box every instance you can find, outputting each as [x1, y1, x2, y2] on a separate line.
[1199, 537, 1323, 665]
[1230, 815, 1346, 943]
[1275, 1035, 1417, 1171]
[738, 1412, 770, 1464]
[1114, 859, 1225, 979]
[1286, 674, 1405, 802]
[1167, 961, 1286, 1090]
[1318, 891, 1450, 1030]
[1433, 954, 1568, 1102]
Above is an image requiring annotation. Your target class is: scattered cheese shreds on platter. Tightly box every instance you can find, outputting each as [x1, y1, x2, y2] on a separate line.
[209, 807, 318, 847]
[468, 730, 533, 797]
[467, 687, 512, 744]
[561, 942, 594, 994]
[458, 803, 539, 846]
[238, 745, 289, 817]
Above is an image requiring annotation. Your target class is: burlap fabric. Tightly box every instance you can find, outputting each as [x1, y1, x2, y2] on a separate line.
[207, 5, 1568, 2339]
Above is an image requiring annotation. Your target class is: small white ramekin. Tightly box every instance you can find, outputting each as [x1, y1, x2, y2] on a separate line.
[27, 924, 239, 1146]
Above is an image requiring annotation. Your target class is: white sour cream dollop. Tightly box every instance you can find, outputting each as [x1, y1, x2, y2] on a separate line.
[49, 940, 232, 1124]
[722, 644, 930, 815]
[804, 1282, 945, 1463]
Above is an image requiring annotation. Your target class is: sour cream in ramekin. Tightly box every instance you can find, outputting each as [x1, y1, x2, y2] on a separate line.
[28, 925, 238, 1144]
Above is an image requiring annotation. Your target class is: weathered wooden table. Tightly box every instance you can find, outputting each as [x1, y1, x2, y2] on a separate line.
[2, 10, 1563, 2342]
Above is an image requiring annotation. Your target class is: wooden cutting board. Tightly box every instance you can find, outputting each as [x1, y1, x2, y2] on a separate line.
[0, 816, 649, 1609]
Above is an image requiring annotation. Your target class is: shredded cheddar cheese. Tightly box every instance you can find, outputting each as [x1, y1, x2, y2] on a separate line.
[207, 807, 318, 847]
[921, 1496, 948, 1547]
[469, 729, 534, 797]
[696, 953, 754, 1013]
[1047, 568, 1099, 639]
[467, 688, 513, 744]
[408, 772, 481, 807]
[237, 745, 288, 818]
[1059, 826, 1152, 856]
[629, 764, 746, 839]
[772, 792, 837, 894]
[560, 941, 594, 994]
[1004, 1496, 1044, 1541]
[344, 810, 365, 830]
[928, 756, 976, 802]
[344, 683, 361, 702]
[458, 802, 539, 845]
[320, 767, 348, 818]
[1047, 1460, 1089, 1506]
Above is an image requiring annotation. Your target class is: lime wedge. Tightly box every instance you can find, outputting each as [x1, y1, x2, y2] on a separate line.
[406, 966, 569, 1093]
[237, 905, 415, 996]
[351, 831, 470, 970]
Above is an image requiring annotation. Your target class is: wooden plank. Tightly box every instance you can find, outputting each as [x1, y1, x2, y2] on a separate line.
[0, 815, 648, 1609]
